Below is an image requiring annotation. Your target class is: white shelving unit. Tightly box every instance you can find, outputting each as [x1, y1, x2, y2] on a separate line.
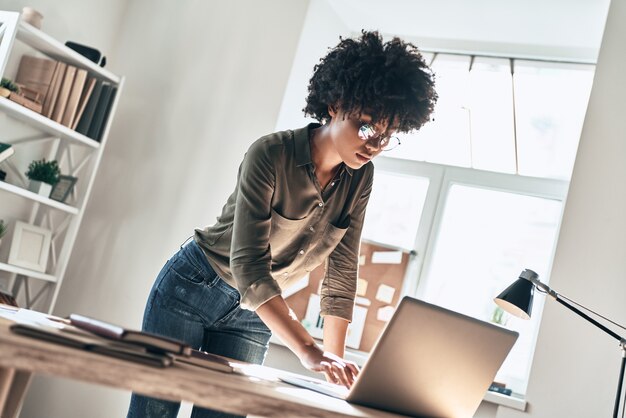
[0, 11, 124, 312]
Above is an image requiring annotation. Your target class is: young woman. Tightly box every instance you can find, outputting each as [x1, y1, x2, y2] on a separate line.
[127, 30, 437, 418]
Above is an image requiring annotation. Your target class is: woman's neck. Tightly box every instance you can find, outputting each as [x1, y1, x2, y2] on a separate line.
[310, 125, 342, 179]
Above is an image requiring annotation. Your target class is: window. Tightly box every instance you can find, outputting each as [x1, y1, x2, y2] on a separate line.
[385, 56, 594, 180]
[358, 56, 593, 395]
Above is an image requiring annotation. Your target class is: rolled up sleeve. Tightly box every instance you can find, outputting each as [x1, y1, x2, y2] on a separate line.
[320, 168, 374, 321]
[230, 139, 282, 311]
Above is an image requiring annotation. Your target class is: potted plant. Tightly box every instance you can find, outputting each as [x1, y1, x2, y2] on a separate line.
[0, 78, 19, 98]
[25, 158, 60, 197]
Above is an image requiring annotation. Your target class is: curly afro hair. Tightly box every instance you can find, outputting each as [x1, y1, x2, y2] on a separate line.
[303, 30, 437, 133]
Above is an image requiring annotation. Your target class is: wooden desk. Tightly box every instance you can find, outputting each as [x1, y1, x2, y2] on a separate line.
[0, 321, 403, 418]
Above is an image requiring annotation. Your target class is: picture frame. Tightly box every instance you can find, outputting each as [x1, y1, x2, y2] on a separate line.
[49, 175, 78, 203]
[7, 221, 51, 273]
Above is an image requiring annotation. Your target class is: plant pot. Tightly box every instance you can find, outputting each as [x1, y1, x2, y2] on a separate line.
[0, 87, 10, 98]
[28, 180, 52, 197]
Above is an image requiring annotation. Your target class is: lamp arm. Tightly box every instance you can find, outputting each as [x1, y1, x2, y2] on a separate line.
[522, 271, 626, 344]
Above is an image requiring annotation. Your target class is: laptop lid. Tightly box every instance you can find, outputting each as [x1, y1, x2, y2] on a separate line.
[346, 296, 519, 417]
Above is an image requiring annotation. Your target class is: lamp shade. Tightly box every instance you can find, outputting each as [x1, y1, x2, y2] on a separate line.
[494, 277, 534, 320]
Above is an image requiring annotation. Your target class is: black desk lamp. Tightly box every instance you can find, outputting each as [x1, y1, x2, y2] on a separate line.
[494, 269, 626, 418]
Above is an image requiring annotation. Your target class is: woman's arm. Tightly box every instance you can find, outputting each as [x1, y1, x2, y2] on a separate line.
[256, 295, 358, 387]
[322, 315, 349, 358]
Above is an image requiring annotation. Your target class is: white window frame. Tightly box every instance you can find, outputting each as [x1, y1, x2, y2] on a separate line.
[372, 155, 569, 392]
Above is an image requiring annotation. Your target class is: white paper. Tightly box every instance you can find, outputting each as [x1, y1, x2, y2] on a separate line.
[377, 305, 395, 322]
[302, 294, 367, 349]
[345, 305, 367, 349]
[355, 296, 371, 307]
[356, 278, 368, 296]
[371, 251, 403, 264]
[358, 255, 367, 266]
[375, 284, 396, 304]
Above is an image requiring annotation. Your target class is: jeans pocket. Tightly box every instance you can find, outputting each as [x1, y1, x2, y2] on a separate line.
[170, 255, 205, 284]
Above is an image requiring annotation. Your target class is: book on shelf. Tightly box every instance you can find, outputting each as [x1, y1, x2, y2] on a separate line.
[0, 142, 14, 164]
[94, 86, 117, 141]
[60, 68, 88, 127]
[1, 307, 172, 367]
[15, 55, 57, 103]
[75, 79, 104, 136]
[43, 62, 67, 118]
[51, 65, 77, 123]
[69, 313, 192, 356]
[86, 83, 115, 141]
[71, 76, 97, 130]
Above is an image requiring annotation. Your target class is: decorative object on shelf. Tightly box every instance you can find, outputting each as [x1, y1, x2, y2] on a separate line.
[0, 77, 19, 98]
[25, 158, 60, 197]
[65, 41, 107, 68]
[49, 175, 78, 203]
[0, 219, 7, 245]
[21, 7, 43, 29]
[8, 86, 43, 113]
[15, 55, 55, 114]
[4, 221, 52, 273]
[0, 142, 14, 164]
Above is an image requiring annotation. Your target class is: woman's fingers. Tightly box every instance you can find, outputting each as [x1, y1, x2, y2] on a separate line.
[323, 360, 353, 388]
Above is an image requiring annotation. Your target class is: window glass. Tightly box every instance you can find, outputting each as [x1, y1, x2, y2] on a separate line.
[420, 184, 562, 393]
[514, 61, 594, 179]
[468, 57, 516, 173]
[387, 54, 472, 167]
[362, 172, 429, 251]
[385, 57, 594, 182]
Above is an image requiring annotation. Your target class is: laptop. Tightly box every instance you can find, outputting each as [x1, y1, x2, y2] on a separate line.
[280, 296, 519, 418]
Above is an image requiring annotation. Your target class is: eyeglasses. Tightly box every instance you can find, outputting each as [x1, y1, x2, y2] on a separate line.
[358, 123, 401, 151]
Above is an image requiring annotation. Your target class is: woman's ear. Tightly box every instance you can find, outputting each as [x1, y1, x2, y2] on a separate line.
[328, 104, 337, 118]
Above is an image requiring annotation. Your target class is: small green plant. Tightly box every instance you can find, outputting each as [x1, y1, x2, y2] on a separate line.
[0, 78, 20, 93]
[25, 159, 61, 185]
[0, 220, 7, 239]
[491, 305, 508, 326]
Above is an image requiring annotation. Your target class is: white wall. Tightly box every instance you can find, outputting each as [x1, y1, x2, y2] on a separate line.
[16, 1, 310, 417]
[275, 0, 351, 130]
[497, 0, 626, 416]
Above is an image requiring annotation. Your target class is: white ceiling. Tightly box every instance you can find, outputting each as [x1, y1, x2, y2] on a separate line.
[326, 0, 611, 61]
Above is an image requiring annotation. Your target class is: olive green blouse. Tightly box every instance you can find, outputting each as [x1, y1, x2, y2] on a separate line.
[194, 123, 373, 321]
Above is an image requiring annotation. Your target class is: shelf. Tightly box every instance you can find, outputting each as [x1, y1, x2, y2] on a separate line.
[0, 96, 100, 149]
[0, 180, 79, 214]
[15, 20, 120, 84]
[0, 262, 57, 282]
[483, 391, 527, 411]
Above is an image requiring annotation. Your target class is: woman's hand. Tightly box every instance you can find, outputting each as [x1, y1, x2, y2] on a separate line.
[255, 296, 359, 388]
[299, 344, 360, 388]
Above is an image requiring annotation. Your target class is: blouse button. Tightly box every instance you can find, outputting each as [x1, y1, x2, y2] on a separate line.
[318, 202, 323, 207]
[309, 226, 315, 232]
[299, 249, 305, 255]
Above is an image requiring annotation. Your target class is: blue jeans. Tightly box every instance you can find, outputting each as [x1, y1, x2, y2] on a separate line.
[127, 240, 272, 418]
